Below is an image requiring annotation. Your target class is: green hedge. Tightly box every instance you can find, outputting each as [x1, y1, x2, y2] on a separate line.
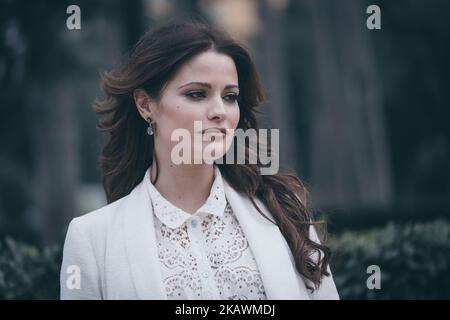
[330, 219, 450, 299]
[0, 219, 449, 299]
[0, 237, 61, 299]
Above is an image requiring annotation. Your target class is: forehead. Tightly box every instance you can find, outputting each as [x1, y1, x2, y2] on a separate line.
[171, 50, 238, 86]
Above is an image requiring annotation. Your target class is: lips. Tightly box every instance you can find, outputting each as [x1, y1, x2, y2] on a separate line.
[202, 127, 227, 135]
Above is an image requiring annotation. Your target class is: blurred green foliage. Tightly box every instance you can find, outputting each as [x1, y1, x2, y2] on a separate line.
[0, 237, 61, 299]
[0, 219, 449, 299]
[331, 219, 450, 299]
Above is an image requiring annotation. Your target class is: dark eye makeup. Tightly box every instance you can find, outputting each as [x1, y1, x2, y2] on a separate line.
[184, 90, 239, 102]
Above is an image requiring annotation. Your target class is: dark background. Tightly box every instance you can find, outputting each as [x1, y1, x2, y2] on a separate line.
[0, 0, 449, 299]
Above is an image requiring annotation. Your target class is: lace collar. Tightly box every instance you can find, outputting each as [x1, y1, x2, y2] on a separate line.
[145, 166, 227, 229]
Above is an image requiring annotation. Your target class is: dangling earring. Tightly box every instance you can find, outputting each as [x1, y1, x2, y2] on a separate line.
[146, 118, 155, 135]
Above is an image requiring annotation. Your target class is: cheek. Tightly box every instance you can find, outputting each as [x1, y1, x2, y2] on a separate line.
[159, 98, 202, 132]
[228, 106, 240, 128]
[175, 107, 206, 133]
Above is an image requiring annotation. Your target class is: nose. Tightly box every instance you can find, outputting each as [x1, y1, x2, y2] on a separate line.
[207, 95, 226, 122]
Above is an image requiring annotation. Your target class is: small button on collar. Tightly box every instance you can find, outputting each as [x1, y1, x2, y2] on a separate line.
[190, 218, 199, 228]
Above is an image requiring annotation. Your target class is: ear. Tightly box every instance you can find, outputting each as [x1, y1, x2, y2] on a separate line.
[133, 89, 158, 121]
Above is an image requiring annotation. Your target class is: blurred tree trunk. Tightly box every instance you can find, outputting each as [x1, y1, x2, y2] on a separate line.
[27, 1, 123, 244]
[172, 0, 200, 14]
[14, 1, 82, 245]
[306, 0, 393, 208]
[32, 79, 80, 245]
[254, 0, 300, 172]
[121, 0, 144, 48]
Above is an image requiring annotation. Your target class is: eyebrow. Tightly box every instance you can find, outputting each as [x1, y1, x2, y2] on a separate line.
[178, 82, 239, 90]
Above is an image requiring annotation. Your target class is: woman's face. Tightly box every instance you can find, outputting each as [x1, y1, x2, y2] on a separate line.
[145, 49, 240, 164]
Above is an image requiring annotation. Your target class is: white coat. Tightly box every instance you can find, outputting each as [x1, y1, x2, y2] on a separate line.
[60, 171, 340, 300]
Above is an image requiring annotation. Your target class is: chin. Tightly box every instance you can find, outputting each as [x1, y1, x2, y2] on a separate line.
[202, 142, 228, 164]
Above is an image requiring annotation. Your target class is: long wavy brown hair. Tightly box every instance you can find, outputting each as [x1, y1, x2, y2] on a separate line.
[94, 19, 330, 292]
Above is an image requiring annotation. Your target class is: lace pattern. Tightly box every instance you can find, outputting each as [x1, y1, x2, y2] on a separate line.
[154, 203, 267, 300]
[147, 166, 267, 300]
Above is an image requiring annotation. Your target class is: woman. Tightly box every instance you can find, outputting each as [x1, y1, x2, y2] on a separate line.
[60, 19, 339, 300]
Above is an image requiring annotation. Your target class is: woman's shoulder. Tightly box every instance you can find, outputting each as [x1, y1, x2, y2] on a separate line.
[67, 194, 128, 238]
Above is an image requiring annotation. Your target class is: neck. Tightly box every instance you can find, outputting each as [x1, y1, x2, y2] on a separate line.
[151, 157, 215, 215]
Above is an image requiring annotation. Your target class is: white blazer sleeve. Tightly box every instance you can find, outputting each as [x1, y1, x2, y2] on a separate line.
[60, 219, 102, 300]
[307, 225, 340, 300]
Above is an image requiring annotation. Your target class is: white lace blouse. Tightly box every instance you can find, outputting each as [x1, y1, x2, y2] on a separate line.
[147, 166, 267, 300]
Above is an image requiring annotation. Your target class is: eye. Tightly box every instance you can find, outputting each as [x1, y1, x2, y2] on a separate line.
[185, 91, 206, 100]
[223, 93, 239, 103]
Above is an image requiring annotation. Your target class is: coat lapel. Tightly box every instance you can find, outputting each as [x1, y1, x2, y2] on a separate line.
[121, 169, 311, 300]
[122, 170, 167, 299]
[223, 180, 311, 300]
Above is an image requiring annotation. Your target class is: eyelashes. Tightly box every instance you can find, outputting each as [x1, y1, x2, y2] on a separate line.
[185, 91, 239, 103]
[185, 91, 205, 99]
